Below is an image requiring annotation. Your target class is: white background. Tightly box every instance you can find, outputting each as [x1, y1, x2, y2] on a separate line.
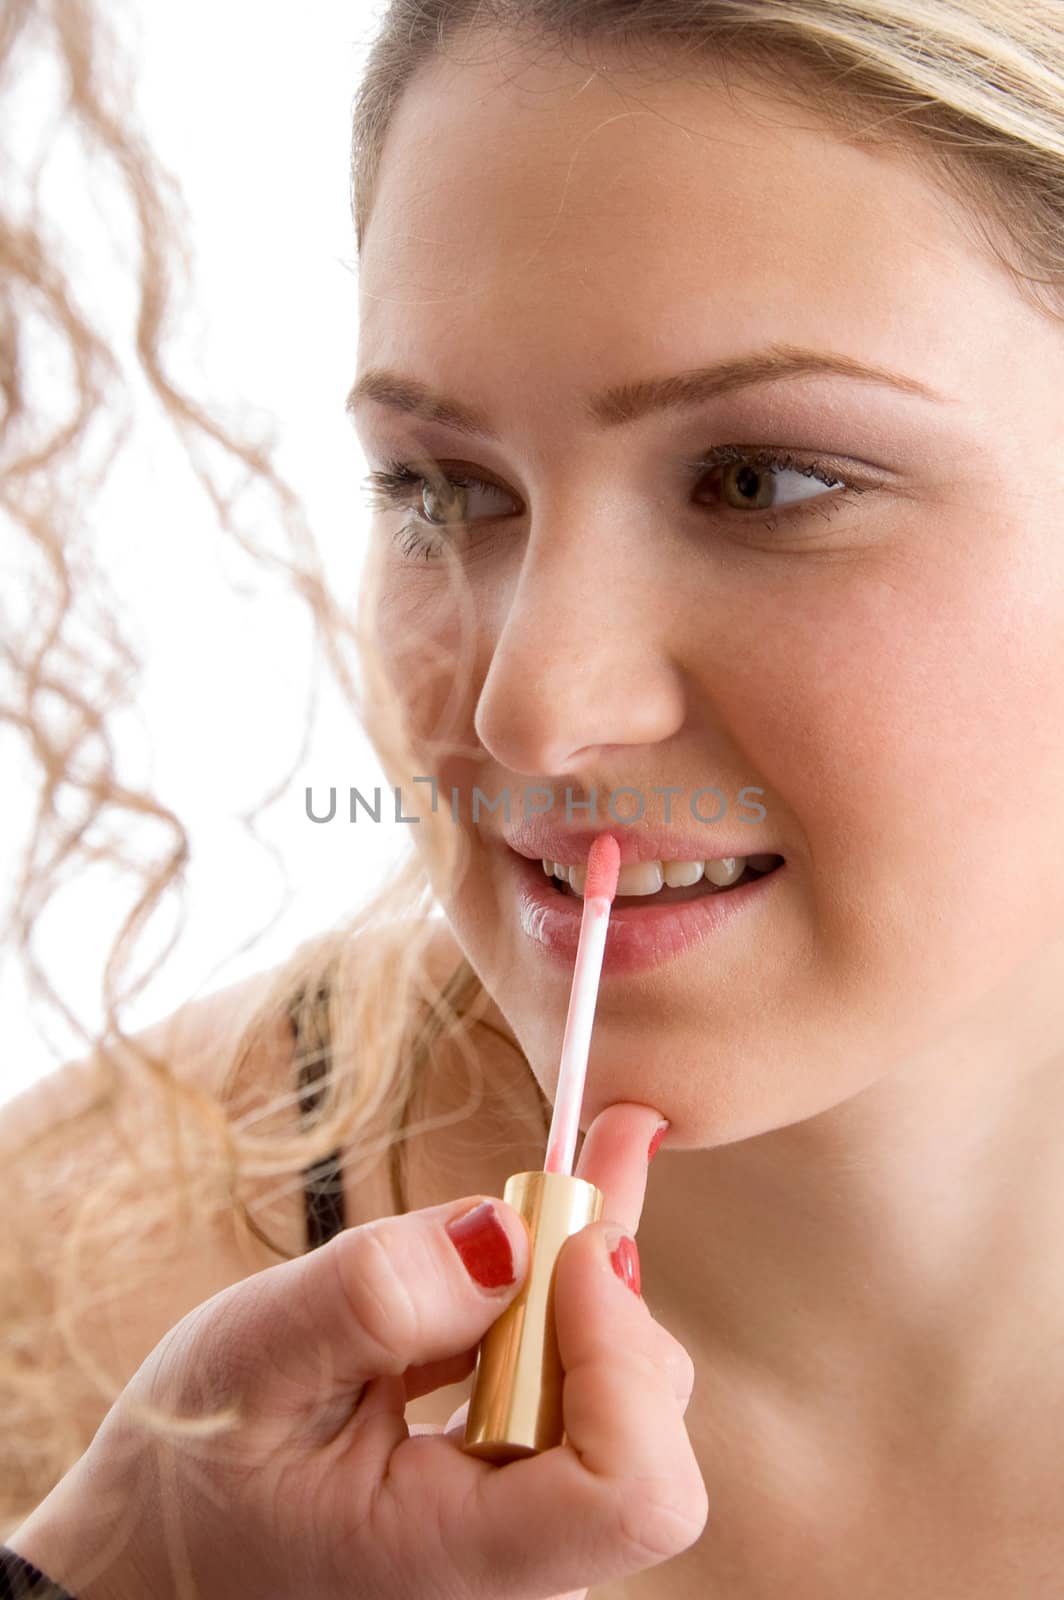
[1, 1, 420, 1105]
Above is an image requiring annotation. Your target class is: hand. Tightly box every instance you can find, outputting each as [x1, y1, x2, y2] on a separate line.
[418, 1100, 703, 1600]
[9, 1101, 705, 1599]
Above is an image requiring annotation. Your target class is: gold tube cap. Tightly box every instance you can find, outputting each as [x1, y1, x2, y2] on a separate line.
[461, 1169, 604, 1464]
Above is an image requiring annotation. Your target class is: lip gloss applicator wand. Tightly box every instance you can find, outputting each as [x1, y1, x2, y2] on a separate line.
[462, 830, 622, 1463]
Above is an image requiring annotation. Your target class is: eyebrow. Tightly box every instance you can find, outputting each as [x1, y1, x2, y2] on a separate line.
[345, 342, 950, 439]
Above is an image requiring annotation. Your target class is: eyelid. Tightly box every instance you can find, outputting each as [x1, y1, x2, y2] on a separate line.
[688, 441, 892, 486]
[362, 447, 876, 513]
[360, 443, 885, 563]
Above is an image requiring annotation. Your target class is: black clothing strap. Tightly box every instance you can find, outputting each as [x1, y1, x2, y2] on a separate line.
[288, 980, 347, 1251]
[0, 1547, 76, 1599]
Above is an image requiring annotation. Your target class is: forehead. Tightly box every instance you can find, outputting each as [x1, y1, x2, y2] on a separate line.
[353, 36, 1037, 446]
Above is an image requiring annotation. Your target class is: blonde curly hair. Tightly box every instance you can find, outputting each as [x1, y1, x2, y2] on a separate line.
[5, 0, 1064, 1536]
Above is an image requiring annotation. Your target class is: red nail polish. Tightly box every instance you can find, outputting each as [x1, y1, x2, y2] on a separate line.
[647, 1120, 670, 1162]
[609, 1233, 641, 1297]
[445, 1201, 515, 1288]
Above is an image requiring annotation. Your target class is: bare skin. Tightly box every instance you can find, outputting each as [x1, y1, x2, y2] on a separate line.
[349, 32, 1064, 1596]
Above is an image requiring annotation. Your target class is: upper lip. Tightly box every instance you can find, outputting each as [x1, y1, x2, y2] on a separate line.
[501, 820, 782, 867]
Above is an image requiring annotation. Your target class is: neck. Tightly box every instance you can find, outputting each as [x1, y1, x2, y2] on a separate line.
[638, 1005, 1064, 1444]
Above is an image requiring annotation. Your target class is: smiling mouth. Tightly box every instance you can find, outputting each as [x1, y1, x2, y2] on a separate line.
[541, 853, 785, 908]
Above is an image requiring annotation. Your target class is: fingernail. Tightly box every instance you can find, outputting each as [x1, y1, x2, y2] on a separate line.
[647, 1119, 670, 1162]
[604, 1226, 641, 1297]
[445, 1200, 516, 1288]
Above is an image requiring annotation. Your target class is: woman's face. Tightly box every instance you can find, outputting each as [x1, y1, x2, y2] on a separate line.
[351, 37, 1064, 1147]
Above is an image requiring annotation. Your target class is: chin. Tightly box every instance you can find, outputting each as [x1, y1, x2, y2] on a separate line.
[520, 1063, 773, 1153]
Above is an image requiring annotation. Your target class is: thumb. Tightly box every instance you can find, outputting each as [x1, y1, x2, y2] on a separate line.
[131, 1197, 531, 1449]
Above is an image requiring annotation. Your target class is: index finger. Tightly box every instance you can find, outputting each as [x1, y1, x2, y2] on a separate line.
[574, 1102, 669, 1234]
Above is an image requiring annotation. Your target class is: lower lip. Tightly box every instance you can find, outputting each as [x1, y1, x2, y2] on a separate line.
[510, 851, 785, 975]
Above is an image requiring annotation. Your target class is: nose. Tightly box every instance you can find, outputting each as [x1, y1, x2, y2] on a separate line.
[473, 503, 687, 777]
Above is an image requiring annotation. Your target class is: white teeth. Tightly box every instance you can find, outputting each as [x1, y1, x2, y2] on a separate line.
[663, 859, 704, 888]
[542, 852, 779, 897]
[704, 857, 744, 888]
[616, 861, 665, 897]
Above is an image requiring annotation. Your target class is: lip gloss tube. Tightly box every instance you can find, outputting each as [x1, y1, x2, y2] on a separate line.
[462, 833, 620, 1463]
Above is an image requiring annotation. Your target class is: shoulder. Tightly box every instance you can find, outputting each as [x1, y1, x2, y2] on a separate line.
[0, 960, 314, 1515]
[0, 960, 312, 1304]
[1, 964, 297, 1154]
[2, 960, 296, 1177]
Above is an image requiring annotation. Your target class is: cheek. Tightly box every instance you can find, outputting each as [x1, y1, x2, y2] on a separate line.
[371, 577, 484, 754]
[726, 520, 1064, 1000]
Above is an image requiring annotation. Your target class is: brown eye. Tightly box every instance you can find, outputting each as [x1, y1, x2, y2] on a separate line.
[717, 460, 777, 510]
[693, 449, 847, 516]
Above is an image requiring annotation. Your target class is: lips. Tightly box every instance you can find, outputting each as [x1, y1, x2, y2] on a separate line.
[509, 848, 786, 974]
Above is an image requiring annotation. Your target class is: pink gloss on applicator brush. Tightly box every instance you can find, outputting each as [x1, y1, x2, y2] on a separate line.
[462, 832, 622, 1463]
[544, 831, 621, 1176]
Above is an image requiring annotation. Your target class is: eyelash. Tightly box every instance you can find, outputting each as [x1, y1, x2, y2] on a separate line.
[360, 445, 868, 562]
